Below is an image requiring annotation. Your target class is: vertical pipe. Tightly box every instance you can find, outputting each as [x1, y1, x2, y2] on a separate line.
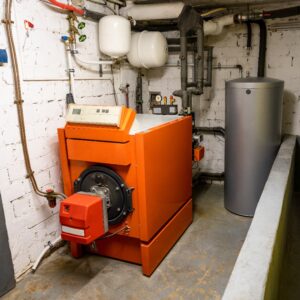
[180, 29, 188, 110]
[196, 22, 204, 94]
[244, 20, 266, 77]
[206, 47, 213, 87]
[65, 41, 76, 104]
[136, 71, 143, 113]
[193, 43, 197, 84]
[246, 22, 252, 49]
[256, 20, 267, 77]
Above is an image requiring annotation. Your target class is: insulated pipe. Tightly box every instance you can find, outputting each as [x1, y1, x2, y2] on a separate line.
[246, 22, 252, 49]
[196, 25, 204, 94]
[203, 14, 235, 35]
[263, 6, 300, 19]
[248, 20, 266, 77]
[192, 0, 300, 7]
[193, 44, 197, 85]
[194, 126, 225, 137]
[180, 31, 188, 110]
[121, 1, 184, 20]
[257, 20, 267, 77]
[206, 47, 213, 87]
[134, 14, 235, 35]
[84, 9, 105, 20]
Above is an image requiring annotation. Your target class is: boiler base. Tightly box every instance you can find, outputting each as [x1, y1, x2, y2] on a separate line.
[69, 199, 192, 276]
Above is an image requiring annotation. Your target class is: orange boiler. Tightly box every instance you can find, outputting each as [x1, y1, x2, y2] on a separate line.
[58, 106, 193, 276]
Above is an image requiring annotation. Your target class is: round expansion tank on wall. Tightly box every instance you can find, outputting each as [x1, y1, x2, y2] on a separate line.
[127, 31, 168, 69]
[99, 15, 131, 58]
[225, 77, 284, 217]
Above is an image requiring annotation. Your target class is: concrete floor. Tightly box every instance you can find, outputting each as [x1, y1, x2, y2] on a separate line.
[3, 184, 252, 300]
[279, 193, 300, 300]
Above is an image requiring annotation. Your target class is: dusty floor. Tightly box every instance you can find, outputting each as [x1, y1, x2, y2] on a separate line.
[3, 183, 252, 300]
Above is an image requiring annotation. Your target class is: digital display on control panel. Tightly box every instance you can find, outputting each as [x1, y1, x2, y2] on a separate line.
[66, 104, 123, 127]
[72, 109, 81, 115]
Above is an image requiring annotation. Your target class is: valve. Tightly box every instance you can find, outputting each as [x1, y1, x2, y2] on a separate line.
[46, 189, 57, 208]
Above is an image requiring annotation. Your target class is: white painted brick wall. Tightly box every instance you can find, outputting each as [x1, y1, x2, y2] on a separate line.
[0, 0, 137, 277]
[2, 0, 300, 278]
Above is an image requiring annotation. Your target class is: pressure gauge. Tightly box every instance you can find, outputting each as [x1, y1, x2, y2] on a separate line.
[155, 95, 162, 103]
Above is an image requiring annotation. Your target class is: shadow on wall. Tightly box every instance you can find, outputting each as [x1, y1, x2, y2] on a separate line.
[295, 137, 300, 193]
[282, 90, 298, 134]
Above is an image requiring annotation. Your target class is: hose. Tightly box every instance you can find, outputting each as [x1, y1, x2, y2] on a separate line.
[4, 0, 66, 201]
[201, 8, 226, 17]
[31, 236, 62, 272]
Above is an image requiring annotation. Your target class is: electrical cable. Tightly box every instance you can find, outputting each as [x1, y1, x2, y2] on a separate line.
[110, 65, 118, 105]
[201, 8, 226, 17]
[99, 226, 130, 239]
[4, 0, 66, 201]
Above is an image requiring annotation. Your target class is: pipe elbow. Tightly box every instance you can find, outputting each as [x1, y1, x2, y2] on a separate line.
[204, 15, 234, 36]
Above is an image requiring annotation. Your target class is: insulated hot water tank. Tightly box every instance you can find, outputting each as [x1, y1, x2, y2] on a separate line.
[225, 77, 284, 216]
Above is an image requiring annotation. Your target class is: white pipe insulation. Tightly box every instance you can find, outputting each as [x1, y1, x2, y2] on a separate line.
[204, 15, 235, 35]
[121, 1, 185, 20]
[121, 2, 235, 36]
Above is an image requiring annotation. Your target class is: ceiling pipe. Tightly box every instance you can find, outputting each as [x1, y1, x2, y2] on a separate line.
[204, 14, 234, 35]
[132, 0, 300, 8]
[121, 1, 185, 20]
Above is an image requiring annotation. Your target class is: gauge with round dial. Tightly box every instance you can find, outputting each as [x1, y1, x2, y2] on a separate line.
[155, 95, 162, 103]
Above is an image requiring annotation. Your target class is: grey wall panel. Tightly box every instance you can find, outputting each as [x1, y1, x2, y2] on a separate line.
[0, 194, 15, 296]
[295, 136, 300, 193]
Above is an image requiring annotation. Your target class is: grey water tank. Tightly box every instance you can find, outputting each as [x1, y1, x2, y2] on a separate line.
[225, 77, 284, 217]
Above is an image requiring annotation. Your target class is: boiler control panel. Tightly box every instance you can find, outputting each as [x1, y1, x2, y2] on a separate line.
[66, 104, 123, 127]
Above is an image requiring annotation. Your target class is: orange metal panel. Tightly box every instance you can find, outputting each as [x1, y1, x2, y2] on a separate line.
[135, 116, 192, 242]
[141, 199, 193, 276]
[58, 128, 72, 196]
[91, 235, 142, 264]
[194, 146, 205, 161]
[67, 139, 131, 166]
[65, 107, 136, 143]
[58, 113, 193, 276]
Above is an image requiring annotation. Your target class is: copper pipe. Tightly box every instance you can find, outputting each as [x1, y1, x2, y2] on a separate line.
[4, 0, 66, 201]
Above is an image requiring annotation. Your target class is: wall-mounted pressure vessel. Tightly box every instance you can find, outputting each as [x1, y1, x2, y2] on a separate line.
[99, 16, 131, 58]
[127, 31, 168, 69]
[225, 77, 284, 217]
